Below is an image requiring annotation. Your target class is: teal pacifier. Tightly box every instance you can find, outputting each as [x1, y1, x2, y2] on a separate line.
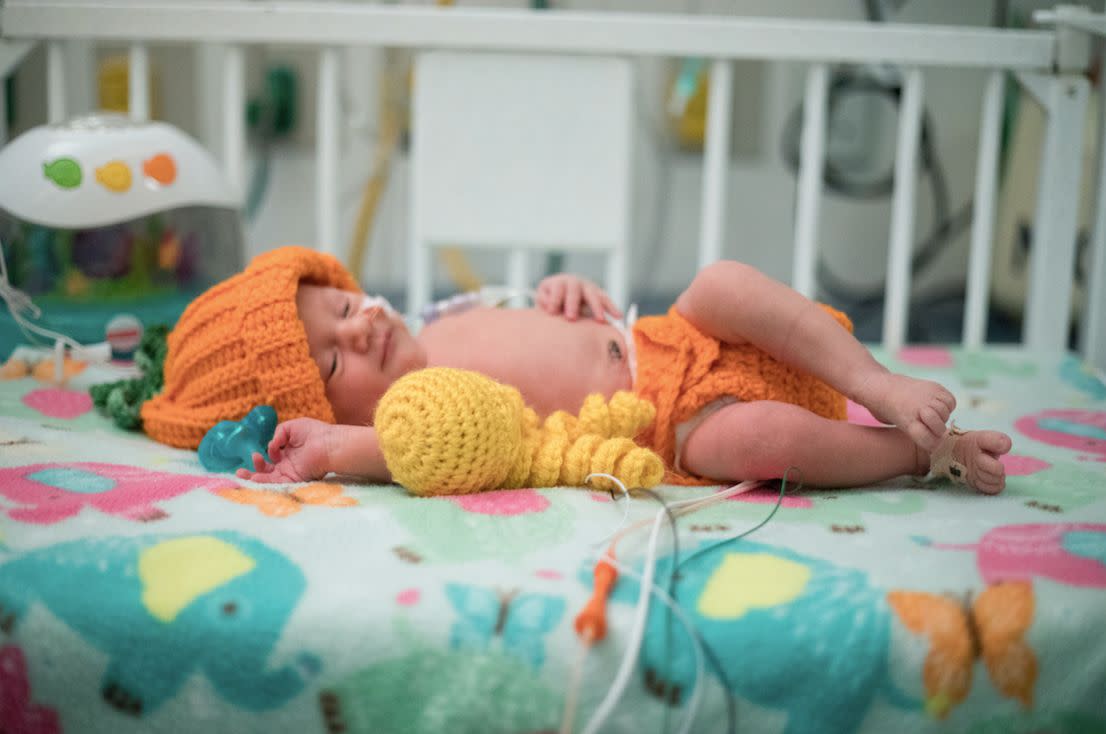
[198, 406, 278, 473]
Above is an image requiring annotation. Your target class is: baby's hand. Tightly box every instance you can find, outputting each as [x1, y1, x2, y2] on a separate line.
[536, 274, 622, 322]
[236, 417, 335, 484]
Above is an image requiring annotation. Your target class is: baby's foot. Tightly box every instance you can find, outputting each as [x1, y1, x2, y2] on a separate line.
[857, 371, 956, 452]
[927, 425, 1012, 494]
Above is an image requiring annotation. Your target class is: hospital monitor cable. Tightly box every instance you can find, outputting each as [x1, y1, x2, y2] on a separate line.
[566, 475, 791, 734]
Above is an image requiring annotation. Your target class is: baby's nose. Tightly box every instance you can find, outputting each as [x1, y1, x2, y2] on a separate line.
[340, 308, 377, 352]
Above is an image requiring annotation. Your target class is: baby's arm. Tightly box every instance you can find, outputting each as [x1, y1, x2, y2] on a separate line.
[236, 417, 391, 484]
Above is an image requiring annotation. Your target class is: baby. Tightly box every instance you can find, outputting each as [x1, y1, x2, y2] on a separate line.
[140, 246, 1011, 493]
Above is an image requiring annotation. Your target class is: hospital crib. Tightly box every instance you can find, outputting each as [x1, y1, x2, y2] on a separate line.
[2, 5, 1106, 734]
[1, 1, 1103, 367]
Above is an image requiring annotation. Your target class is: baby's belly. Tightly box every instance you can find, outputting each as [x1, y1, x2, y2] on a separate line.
[419, 308, 632, 415]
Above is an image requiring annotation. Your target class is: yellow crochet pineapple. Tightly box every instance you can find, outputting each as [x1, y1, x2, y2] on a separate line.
[375, 367, 664, 497]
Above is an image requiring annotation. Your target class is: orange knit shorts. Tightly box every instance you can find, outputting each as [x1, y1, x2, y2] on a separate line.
[631, 306, 852, 485]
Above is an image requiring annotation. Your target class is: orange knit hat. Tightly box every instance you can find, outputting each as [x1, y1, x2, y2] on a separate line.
[141, 246, 360, 449]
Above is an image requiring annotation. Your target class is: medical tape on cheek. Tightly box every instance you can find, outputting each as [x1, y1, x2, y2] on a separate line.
[360, 294, 397, 317]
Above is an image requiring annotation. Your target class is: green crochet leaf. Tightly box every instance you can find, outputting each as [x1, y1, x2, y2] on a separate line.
[89, 324, 170, 432]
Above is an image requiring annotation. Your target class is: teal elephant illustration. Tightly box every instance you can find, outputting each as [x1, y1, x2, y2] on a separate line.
[0, 531, 320, 716]
[318, 648, 560, 734]
[585, 540, 918, 734]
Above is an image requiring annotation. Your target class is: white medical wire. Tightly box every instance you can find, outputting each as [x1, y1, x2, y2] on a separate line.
[560, 553, 707, 734]
[600, 556, 707, 734]
[585, 472, 632, 548]
[560, 637, 590, 734]
[578, 479, 761, 734]
[581, 507, 666, 734]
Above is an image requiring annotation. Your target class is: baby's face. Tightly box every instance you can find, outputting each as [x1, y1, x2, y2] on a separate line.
[296, 284, 427, 425]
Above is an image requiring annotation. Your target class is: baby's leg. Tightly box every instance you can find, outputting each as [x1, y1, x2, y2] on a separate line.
[675, 261, 954, 451]
[680, 400, 1010, 492]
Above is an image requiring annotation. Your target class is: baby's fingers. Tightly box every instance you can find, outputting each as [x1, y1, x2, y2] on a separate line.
[564, 280, 583, 320]
[584, 289, 607, 323]
[268, 427, 290, 461]
[543, 280, 566, 315]
[241, 470, 291, 485]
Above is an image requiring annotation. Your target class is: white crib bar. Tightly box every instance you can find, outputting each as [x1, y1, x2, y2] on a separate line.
[1024, 74, 1088, 351]
[698, 59, 733, 270]
[963, 70, 1005, 349]
[1082, 74, 1106, 367]
[46, 41, 66, 123]
[316, 47, 340, 256]
[128, 43, 150, 122]
[791, 63, 828, 298]
[222, 45, 245, 203]
[606, 247, 628, 313]
[508, 250, 529, 307]
[882, 68, 923, 351]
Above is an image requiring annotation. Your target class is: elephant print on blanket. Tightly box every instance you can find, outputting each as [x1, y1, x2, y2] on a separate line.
[0, 532, 320, 716]
[0, 463, 236, 524]
[915, 523, 1106, 588]
[584, 540, 920, 734]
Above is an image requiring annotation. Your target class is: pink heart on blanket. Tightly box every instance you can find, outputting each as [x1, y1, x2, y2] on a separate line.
[448, 489, 550, 516]
[395, 588, 421, 606]
[897, 346, 954, 368]
[727, 487, 813, 509]
[21, 388, 92, 419]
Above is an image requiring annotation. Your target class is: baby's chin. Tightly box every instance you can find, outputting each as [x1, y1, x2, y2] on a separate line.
[390, 338, 429, 379]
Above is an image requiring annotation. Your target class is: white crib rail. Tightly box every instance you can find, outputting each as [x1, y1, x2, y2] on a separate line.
[1036, 7, 1106, 371]
[4, 1, 1103, 368]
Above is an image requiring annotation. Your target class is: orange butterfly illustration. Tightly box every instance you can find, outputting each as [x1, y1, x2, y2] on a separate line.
[887, 581, 1036, 719]
[217, 482, 358, 517]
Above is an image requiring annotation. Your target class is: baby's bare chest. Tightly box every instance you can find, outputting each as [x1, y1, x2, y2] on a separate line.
[418, 308, 631, 414]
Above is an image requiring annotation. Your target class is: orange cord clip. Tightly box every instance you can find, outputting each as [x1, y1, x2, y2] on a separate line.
[574, 551, 618, 643]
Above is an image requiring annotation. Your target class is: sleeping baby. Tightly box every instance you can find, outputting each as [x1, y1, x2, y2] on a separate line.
[137, 246, 1010, 493]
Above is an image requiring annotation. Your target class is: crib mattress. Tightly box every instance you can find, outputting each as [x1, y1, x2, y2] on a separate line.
[0, 345, 1103, 734]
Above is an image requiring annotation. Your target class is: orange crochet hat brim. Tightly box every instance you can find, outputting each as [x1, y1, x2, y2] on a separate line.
[141, 246, 360, 449]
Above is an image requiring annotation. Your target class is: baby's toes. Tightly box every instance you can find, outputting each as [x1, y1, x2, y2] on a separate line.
[975, 453, 1004, 479]
[975, 476, 1005, 495]
[919, 406, 947, 438]
[908, 421, 942, 453]
[978, 430, 1013, 456]
[929, 396, 953, 424]
[974, 470, 1006, 494]
[935, 385, 957, 413]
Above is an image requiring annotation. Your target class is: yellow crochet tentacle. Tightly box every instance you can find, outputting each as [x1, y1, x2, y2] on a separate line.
[376, 367, 663, 496]
[576, 391, 656, 438]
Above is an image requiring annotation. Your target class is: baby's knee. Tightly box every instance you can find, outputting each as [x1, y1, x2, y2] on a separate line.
[677, 261, 757, 319]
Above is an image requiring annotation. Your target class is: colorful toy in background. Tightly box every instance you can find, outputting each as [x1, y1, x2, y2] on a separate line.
[669, 58, 709, 149]
[0, 113, 243, 361]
